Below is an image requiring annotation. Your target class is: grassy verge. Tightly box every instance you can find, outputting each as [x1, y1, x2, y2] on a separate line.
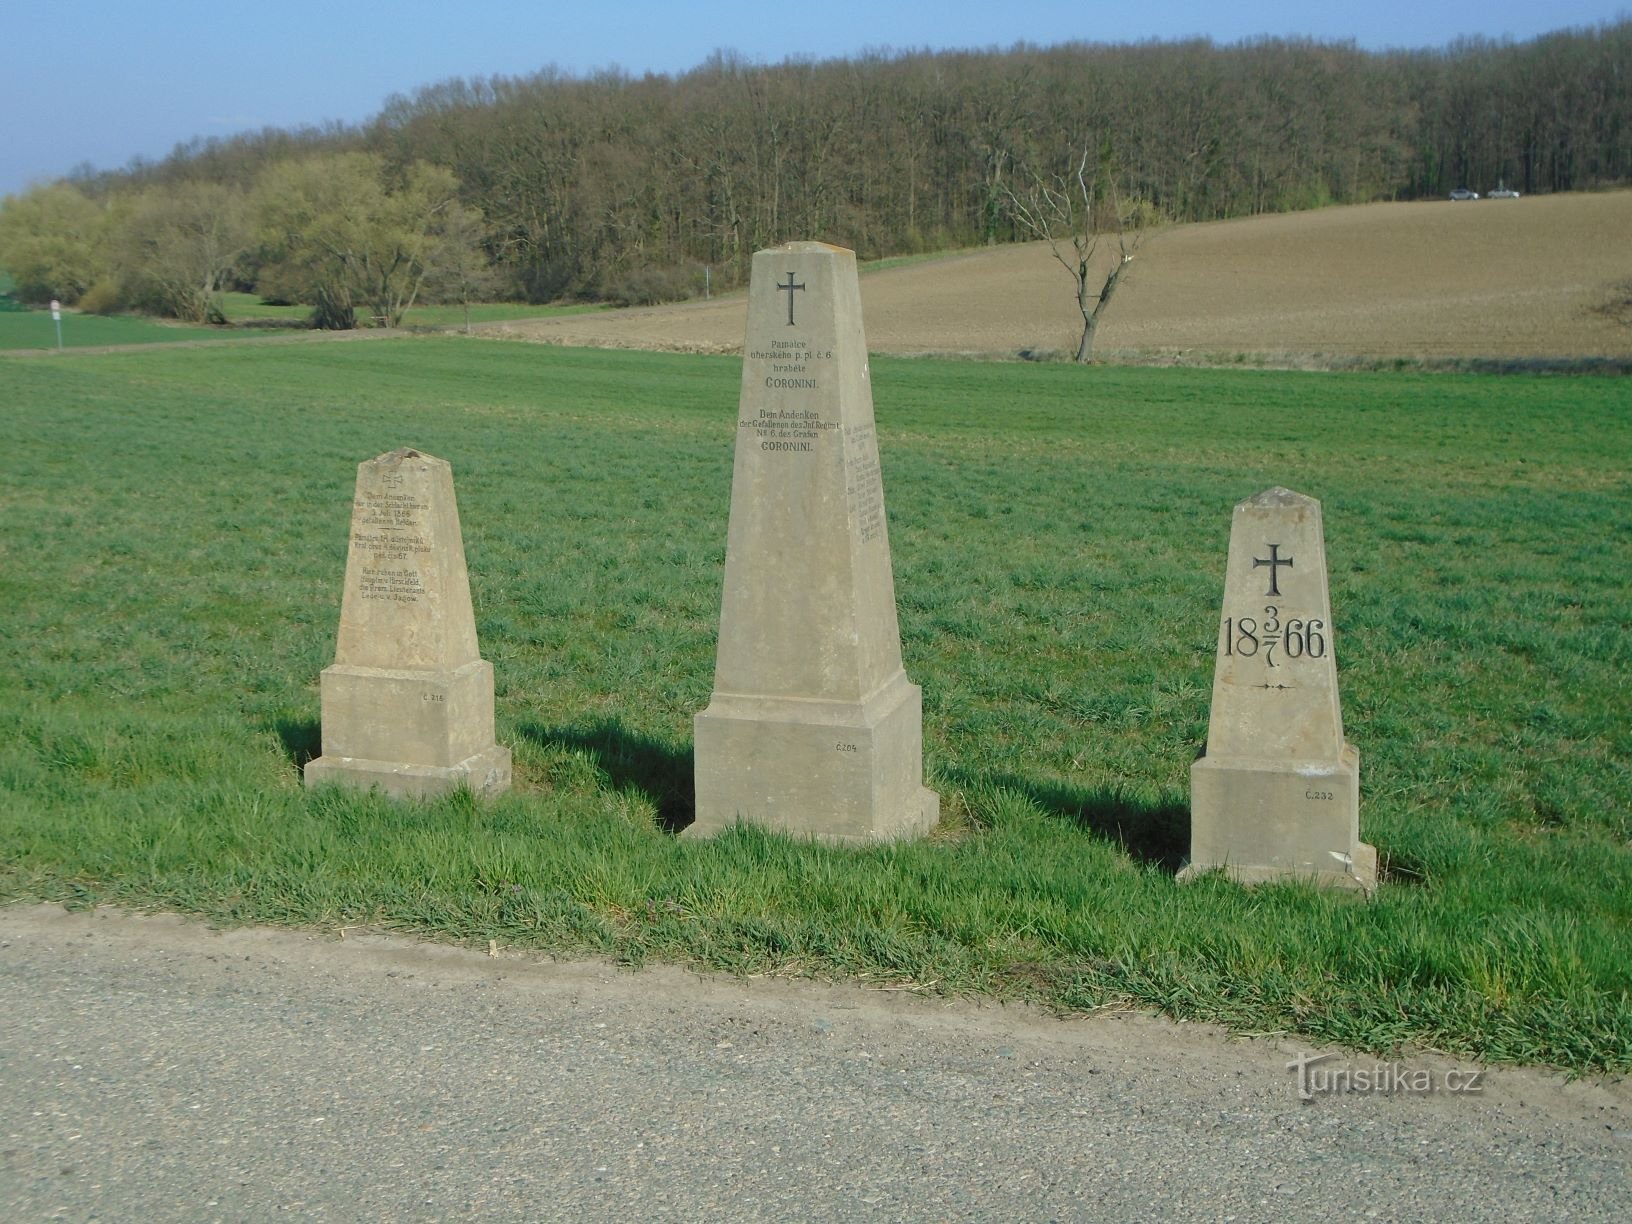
[1, 338, 1628, 1072]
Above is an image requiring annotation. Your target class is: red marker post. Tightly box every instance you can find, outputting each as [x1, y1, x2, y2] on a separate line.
[50, 299, 62, 350]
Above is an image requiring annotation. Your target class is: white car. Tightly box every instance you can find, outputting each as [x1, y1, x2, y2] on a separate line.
[1488, 187, 1520, 199]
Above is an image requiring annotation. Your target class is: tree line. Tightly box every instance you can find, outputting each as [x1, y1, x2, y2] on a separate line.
[3, 22, 1627, 323]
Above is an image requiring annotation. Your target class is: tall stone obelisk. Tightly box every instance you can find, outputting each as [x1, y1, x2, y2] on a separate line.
[691, 242, 938, 842]
[305, 448, 511, 799]
[1181, 487, 1375, 892]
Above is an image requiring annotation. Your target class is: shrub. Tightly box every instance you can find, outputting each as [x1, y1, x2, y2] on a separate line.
[76, 279, 126, 315]
[600, 264, 702, 307]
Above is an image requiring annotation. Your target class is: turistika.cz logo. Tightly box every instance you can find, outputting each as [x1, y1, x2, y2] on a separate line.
[1286, 1051, 1485, 1101]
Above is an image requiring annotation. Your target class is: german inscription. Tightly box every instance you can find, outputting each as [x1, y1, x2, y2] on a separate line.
[738, 407, 840, 454]
[352, 490, 431, 602]
[844, 423, 884, 544]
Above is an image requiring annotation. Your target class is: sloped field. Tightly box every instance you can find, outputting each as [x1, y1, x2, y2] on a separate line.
[489, 191, 1632, 362]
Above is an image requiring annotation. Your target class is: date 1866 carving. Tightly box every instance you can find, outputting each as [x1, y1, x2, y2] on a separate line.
[1222, 605, 1327, 666]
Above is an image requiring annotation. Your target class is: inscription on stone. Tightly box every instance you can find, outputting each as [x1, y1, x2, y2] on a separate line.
[305, 448, 511, 800]
[744, 338, 833, 394]
[737, 406, 840, 454]
[692, 241, 938, 844]
[351, 488, 433, 600]
[1182, 487, 1375, 893]
[1221, 600, 1327, 666]
[844, 424, 884, 544]
[358, 567, 427, 603]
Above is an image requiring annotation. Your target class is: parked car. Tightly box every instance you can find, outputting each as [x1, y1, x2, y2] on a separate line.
[1487, 186, 1520, 198]
[1450, 188, 1479, 201]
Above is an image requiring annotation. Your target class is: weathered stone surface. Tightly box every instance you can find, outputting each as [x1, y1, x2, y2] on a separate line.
[1181, 487, 1376, 892]
[691, 242, 938, 842]
[304, 449, 510, 799]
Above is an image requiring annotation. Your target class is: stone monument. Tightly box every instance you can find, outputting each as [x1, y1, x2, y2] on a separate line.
[305, 448, 511, 799]
[691, 242, 939, 842]
[1181, 487, 1376, 892]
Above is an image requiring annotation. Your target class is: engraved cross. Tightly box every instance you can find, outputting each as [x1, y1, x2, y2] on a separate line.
[777, 272, 805, 326]
[1253, 543, 1294, 596]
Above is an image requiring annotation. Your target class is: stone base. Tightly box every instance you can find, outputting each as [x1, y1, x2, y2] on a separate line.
[304, 743, 512, 801]
[690, 672, 939, 844]
[1180, 743, 1376, 894]
[305, 658, 510, 800]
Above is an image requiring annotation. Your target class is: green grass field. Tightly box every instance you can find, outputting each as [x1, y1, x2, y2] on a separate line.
[0, 298, 609, 351]
[1, 337, 1628, 1072]
[0, 308, 226, 350]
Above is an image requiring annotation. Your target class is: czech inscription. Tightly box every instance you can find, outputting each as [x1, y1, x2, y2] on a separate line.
[747, 338, 833, 391]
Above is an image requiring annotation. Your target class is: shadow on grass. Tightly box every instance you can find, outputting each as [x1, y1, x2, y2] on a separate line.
[271, 714, 322, 770]
[517, 718, 695, 834]
[1376, 847, 1430, 887]
[948, 768, 1191, 873]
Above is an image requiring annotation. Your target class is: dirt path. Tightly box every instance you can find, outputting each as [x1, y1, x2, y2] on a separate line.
[4, 904, 1627, 1220]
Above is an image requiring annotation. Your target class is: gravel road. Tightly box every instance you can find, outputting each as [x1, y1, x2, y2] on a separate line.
[2, 904, 1627, 1221]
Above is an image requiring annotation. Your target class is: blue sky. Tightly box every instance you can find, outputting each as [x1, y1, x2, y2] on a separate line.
[3, 1, 1625, 197]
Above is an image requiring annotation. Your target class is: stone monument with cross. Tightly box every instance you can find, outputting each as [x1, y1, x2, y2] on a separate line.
[304, 448, 511, 799]
[690, 241, 939, 843]
[1180, 487, 1376, 892]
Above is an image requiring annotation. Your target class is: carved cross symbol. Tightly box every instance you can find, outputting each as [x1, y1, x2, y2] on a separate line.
[1253, 543, 1294, 596]
[777, 272, 805, 326]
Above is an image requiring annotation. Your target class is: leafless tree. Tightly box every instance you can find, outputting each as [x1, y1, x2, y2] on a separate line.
[1001, 144, 1146, 363]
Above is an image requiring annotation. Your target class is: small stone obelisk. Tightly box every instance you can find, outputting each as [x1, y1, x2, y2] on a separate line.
[1181, 487, 1376, 892]
[691, 242, 938, 843]
[305, 448, 511, 799]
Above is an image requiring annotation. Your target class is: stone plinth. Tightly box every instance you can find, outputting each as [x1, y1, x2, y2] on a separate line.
[304, 448, 510, 799]
[691, 242, 938, 843]
[1180, 488, 1375, 892]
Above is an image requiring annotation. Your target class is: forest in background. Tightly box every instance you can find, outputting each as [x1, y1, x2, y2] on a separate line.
[3, 22, 1628, 320]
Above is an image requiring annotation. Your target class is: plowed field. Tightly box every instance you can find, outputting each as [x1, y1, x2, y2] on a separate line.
[487, 191, 1632, 362]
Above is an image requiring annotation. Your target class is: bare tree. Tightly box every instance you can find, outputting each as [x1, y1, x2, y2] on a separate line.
[1001, 143, 1146, 363]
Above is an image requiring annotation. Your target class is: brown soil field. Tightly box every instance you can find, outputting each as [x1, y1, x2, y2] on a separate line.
[486, 191, 1632, 363]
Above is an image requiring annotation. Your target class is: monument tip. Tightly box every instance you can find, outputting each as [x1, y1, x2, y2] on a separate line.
[1243, 486, 1313, 508]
